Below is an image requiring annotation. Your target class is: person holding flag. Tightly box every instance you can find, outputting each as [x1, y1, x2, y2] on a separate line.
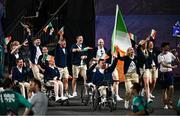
[55, 31, 72, 98]
[71, 35, 91, 97]
[117, 46, 140, 109]
[110, 5, 132, 101]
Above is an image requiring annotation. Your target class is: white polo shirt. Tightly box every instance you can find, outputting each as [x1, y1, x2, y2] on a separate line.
[158, 52, 176, 72]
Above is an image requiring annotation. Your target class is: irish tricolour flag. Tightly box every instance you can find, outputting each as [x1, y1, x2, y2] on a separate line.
[111, 5, 132, 82]
[3, 36, 12, 45]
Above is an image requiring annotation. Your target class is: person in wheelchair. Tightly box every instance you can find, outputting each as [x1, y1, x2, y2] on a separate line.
[44, 57, 68, 101]
[11, 58, 33, 98]
[92, 53, 118, 103]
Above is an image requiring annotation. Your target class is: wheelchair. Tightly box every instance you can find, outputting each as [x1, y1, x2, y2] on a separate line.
[43, 81, 70, 106]
[80, 82, 95, 106]
[92, 80, 117, 112]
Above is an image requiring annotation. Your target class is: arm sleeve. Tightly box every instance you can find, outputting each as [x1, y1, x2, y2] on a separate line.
[158, 54, 163, 64]
[106, 58, 118, 73]
[17, 93, 32, 109]
[171, 53, 176, 61]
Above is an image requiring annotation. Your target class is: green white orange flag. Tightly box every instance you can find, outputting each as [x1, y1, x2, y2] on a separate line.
[111, 5, 132, 82]
[45, 55, 54, 62]
[43, 22, 53, 33]
[111, 5, 132, 54]
[150, 29, 157, 39]
[129, 33, 136, 41]
[3, 36, 12, 45]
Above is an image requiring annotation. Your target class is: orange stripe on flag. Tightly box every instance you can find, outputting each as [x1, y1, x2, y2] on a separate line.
[116, 46, 126, 83]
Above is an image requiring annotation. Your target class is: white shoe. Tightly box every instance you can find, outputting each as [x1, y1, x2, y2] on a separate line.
[72, 92, 77, 97]
[116, 95, 123, 101]
[150, 94, 155, 99]
[55, 96, 61, 101]
[164, 105, 168, 109]
[124, 100, 129, 109]
[60, 96, 68, 101]
[148, 98, 153, 103]
[141, 88, 145, 96]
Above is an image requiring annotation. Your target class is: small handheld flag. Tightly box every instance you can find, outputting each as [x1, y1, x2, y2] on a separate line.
[3, 36, 12, 45]
[82, 47, 93, 52]
[43, 22, 53, 33]
[150, 29, 157, 39]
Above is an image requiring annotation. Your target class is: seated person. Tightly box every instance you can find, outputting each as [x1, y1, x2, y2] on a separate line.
[11, 58, 33, 98]
[37, 46, 49, 82]
[92, 54, 118, 101]
[45, 57, 67, 101]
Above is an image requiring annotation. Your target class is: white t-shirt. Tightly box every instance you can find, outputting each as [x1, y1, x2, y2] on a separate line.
[96, 47, 106, 60]
[127, 60, 136, 73]
[35, 46, 42, 64]
[158, 52, 176, 72]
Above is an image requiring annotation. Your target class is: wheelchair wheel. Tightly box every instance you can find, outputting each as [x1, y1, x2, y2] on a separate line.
[92, 91, 99, 111]
[109, 99, 113, 112]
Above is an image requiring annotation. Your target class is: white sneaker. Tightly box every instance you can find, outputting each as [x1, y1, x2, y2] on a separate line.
[60, 96, 68, 101]
[164, 105, 168, 109]
[72, 92, 77, 97]
[148, 98, 153, 103]
[55, 96, 61, 101]
[150, 94, 155, 99]
[116, 95, 123, 101]
[141, 88, 145, 96]
[124, 100, 129, 109]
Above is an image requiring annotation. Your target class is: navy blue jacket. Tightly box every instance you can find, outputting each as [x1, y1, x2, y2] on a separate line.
[55, 44, 68, 68]
[92, 58, 118, 86]
[27, 35, 42, 64]
[71, 43, 88, 66]
[45, 66, 60, 81]
[12, 67, 29, 82]
[118, 54, 140, 75]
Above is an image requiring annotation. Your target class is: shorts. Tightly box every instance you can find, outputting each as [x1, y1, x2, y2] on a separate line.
[140, 68, 150, 78]
[149, 68, 158, 79]
[72, 65, 87, 78]
[58, 67, 69, 79]
[159, 72, 174, 89]
[112, 68, 119, 81]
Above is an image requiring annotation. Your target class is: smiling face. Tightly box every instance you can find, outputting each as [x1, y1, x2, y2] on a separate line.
[34, 38, 41, 46]
[127, 47, 134, 57]
[16, 59, 24, 68]
[42, 47, 48, 54]
[76, 36, 83, 44]
[98, 38, 104, 48]
[148, 41, 154, 49]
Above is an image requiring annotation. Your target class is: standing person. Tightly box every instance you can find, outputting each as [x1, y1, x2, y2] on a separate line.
[26, 27, 42, 80]
[55, 36, 70, 97]
[29, 78, 48, 115]
[137, 38, 153, 103]
[0, 78, 31, 115]
[71, 35, 88, 97]
[26, 28, 42, 65]
[147, 41, 160, 98]
[118, 47, 140, 109]
[92, 38, 107, 61]
[158, 42, 179, 109]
